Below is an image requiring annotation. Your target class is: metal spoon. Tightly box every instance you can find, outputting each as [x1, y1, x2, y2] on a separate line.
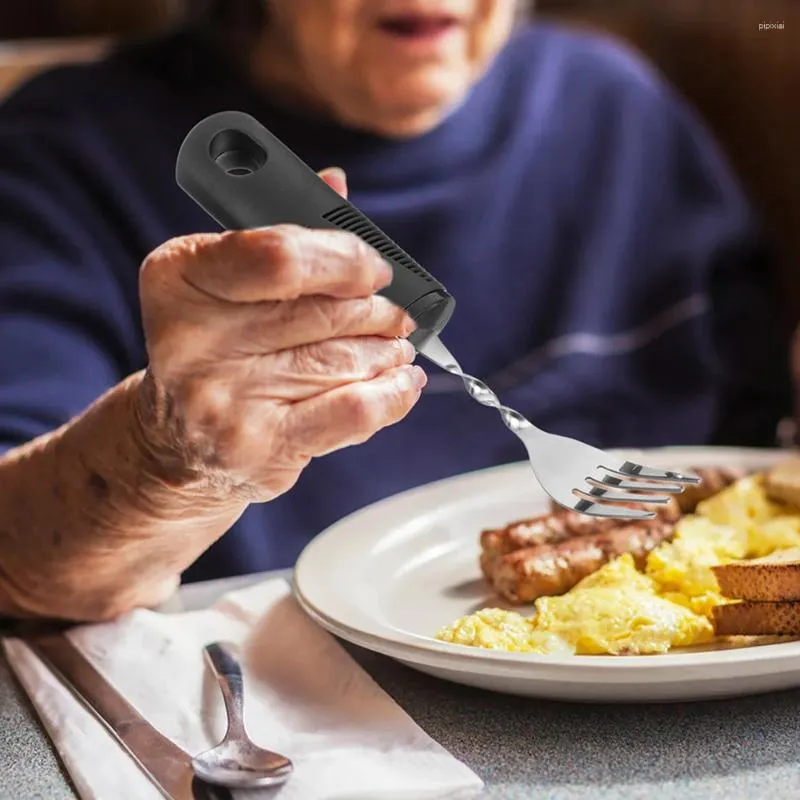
[192, 641, 293, 789]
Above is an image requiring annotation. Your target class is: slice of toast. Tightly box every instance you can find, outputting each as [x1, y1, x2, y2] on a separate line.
[765, 458, 800, 510]
[713, 601, 800, 636]
[712, 547, 800, 602]
[712, 547, 800, 636]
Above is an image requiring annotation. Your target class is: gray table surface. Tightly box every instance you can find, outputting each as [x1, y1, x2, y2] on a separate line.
[2, 569, 800, 800]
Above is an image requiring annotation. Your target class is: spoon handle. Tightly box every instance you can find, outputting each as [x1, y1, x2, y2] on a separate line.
[204, 642, 248, 741]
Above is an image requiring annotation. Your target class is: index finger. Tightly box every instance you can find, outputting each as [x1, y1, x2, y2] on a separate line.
[170, 224, 394, 304]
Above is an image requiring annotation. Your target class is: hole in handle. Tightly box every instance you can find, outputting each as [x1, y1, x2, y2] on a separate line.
[209, 129, 267, 176]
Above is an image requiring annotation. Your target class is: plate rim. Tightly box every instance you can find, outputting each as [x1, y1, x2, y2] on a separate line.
[294, 446, 800, 680]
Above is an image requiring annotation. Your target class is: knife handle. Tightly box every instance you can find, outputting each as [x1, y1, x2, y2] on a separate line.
[175, 110, 455, 348]
[27, 634, 200, 800]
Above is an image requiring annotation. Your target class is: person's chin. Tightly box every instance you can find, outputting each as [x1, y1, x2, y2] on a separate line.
[333, 68, 471, 137]
[379, 72, 468, 118]
[362, 98, 463, 138]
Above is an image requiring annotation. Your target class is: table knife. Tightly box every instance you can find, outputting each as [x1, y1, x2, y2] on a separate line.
[25, 634, 231, 800]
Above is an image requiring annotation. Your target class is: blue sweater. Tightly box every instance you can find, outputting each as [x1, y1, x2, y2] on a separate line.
[0, 25, 790, 581]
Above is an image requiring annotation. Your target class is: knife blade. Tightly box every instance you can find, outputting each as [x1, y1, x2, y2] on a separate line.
[25, 634, 231, 800]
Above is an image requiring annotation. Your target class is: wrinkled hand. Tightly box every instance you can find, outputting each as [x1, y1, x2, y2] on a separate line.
[137, 169, 426, 504]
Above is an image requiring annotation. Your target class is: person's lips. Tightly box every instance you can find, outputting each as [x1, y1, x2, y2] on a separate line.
[377, 13, 460, 42]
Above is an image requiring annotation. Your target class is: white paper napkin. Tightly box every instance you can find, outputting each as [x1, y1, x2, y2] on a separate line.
[2, 578, 482, 800]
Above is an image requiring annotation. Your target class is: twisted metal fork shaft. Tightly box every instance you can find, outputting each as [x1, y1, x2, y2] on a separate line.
[439, 363, 529, 434]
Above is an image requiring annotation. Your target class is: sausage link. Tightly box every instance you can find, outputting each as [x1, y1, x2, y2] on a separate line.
[481, 498, 680, 579]
[479, 511, 618, 579]
[482, 466, 743, 601]
[491, 520, 675, 604]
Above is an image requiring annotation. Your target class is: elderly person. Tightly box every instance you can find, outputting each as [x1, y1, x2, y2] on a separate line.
[0, 0, 790, 621]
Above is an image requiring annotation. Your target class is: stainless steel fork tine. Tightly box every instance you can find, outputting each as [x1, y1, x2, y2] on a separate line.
[416, 336, 704, 520]
[576, 486, 671, 506]
[588, 475, 685, 494]
[604, 461, 701, 484]
[569, 497, 656, 520]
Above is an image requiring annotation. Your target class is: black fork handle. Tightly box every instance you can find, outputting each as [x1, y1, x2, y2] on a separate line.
[175, 110, 455, 347]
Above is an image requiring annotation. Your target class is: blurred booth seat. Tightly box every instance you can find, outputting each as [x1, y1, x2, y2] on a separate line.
[538, 0, 800, 329]
[0, 37, 109, 98]
[0, 0, 180, 98]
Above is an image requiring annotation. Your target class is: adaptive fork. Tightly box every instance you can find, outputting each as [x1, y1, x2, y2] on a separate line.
[417, 336, 700, 520]
[176, 110, 701, 521]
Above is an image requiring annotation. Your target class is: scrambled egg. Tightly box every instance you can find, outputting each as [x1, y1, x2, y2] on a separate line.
[531, 555, 714, 654]
[437, 556, 713, 655]
[696, 475, 785, 528]
[748, 517, 800, 558]
[435, 608, 575, 655]
[436, 474, 800, 657]
[645, 516, 747, 616]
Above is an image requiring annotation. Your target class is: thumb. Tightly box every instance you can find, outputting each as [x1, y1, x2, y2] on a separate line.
[318, 166, 348, 198]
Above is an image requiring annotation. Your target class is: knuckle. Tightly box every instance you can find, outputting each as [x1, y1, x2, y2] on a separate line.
[258, 226, 295, 263]
[372, 295, 402, 324]
[140, 233, 222, 298]
[183, 379, 231, 431]
[302, 339, 380, 380]
[322, 232, 383, 291]
[348, 234, 378, 272]
[139, 236, 183, 290]
[388, 336, 411, 365]
[389, 368, 420, 408]
[227, 412, 265, 458]
[290, 341, 332, 376]
[364, 295, 388, 324]
[315, 294, 400, 339]
[325, 297, 363, 337]
[288, 344, 317, 376]
[364, 338, 406, 378]
[290, 338, 404, 383]
[341, 296, 395, 336]
[326, 340, 361, 376]
[296, 295, 337, 339]
[257, 227, 305, 295]
[342, 389, 378, 435]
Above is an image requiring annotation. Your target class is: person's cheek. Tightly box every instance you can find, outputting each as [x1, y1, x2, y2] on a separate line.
[301, 22, 342, 94]
[468, 1, 496, 67]
[321, 15, 360, 80]
[469, 0, 514, 70]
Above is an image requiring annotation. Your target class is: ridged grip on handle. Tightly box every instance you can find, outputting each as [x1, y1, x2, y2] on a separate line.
[175, 110, 455, 347]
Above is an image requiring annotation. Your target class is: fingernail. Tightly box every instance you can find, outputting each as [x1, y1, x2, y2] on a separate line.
[319, 167, 348, 198]
[322, 166, 346, 183]
[373, 260, 393, 290]
[395, 366, 414, 391]
[401, 315, 417, 336]
[411, 365, 427, 390]
[398, 337, 416, 361]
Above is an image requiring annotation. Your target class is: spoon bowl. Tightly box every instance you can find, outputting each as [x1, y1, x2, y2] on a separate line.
[194, 641, 293, 789]
[192, 739, 292, 789]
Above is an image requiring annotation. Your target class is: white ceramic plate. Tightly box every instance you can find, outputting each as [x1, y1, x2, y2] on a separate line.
[294, 446, 800, 703]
